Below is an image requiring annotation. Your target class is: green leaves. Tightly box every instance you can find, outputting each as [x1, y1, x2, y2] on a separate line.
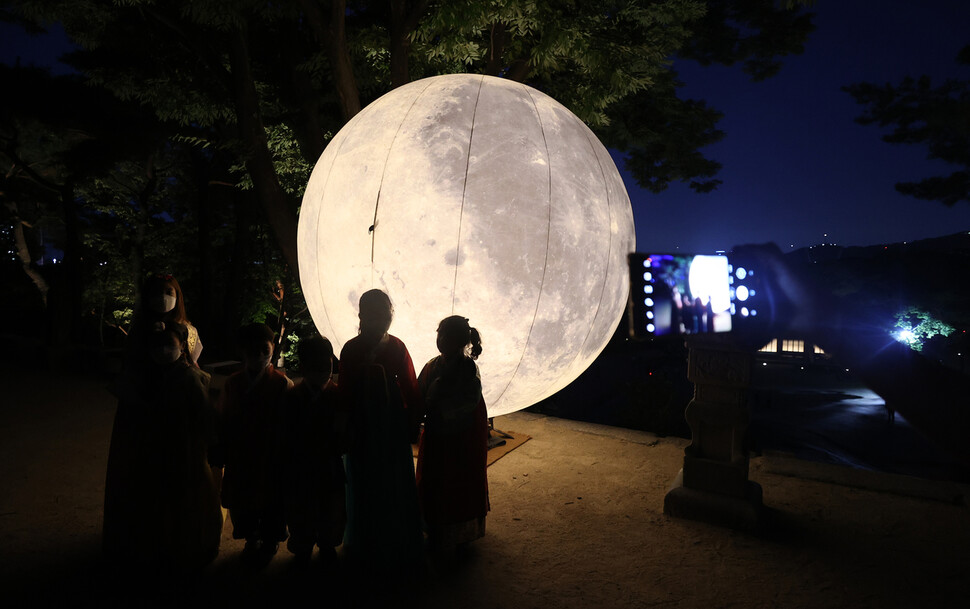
[845, 45, 970, 206]
[893, 306, 955, 352]
[229, 123, 314, 197]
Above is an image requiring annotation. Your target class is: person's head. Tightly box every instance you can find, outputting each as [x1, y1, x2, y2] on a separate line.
[436, 315, 482, 360]
[358, 289, 393, 341]
[237, 323, 276, 375]
[142, 274, 187, 322]
[298, 335, 334, 388]
[149, 322, 188, 366]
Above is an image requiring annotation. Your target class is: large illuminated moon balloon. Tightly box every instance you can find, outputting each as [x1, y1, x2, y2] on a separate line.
[298, 74, 635, 417]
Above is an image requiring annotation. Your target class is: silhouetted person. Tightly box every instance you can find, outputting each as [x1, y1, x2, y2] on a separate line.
[114, 274, 203, 414]
[213, 323, 292, 567]
[705, 297, 715, 333]
[671, 286, 684, 333]
[131, 274, 202, 364]
[416, 316, 490, 552]
[337, 289, 423, 574]
[283, 335, 347, 568]
[103, 323, 222, 574]
[683, 294, 698, 334]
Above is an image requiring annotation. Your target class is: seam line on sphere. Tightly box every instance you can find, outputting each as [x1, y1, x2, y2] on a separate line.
[492, 84, 554, 408]
[302, 106, 362, 343]
[370, 79, 437, 274]
[452, 75, 486, 315]
[574, 126, 616, 361]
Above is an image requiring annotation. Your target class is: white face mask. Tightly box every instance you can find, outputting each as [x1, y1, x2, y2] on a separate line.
[152, 345, 181, 365]
[152, 294, 177, 314]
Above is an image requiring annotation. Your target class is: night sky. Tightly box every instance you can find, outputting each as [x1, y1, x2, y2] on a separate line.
[3, 1, 970, 255]
[635, 0, 970, 253]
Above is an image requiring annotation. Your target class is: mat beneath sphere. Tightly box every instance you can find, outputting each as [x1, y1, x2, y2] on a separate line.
[410, 429, 531, 467]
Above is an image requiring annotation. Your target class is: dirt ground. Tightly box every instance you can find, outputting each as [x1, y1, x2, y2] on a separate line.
[2, 368, 969, 608]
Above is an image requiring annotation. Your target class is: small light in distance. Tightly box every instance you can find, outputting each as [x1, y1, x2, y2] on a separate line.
[643, 271, 652, 281]
[740, 307, 749, 317]
[645, 298, 654, 306]
[646, 311, 654, 319]
[736, 285, 749, 301]
[736, 267, 747, 280]
[646, 323, 655, 333]
[643, 285, 653, 294]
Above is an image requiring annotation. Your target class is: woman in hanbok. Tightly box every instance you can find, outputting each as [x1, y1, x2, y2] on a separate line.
[338, 289, 424, 572]
[102, 323, 222, 572]
[416, 316, 490, 549]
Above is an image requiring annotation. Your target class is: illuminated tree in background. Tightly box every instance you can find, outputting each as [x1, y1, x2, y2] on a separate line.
[893, 306, 955, 352]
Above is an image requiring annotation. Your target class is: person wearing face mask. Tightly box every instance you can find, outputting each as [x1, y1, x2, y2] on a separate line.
[102, 323, 222, 573]
[138, 274, 203, 365]
[114, 275, 204, 407]
[212, 323, 293, 567]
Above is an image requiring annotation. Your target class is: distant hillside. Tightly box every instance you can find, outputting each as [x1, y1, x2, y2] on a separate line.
[786, 231, 970, 338]
[788, 231, 970, 263]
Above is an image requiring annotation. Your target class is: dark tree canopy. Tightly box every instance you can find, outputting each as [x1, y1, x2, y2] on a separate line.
[844, 44, 970, 207]
[4, 0, 815, 267]
[1, 0, 815, 356]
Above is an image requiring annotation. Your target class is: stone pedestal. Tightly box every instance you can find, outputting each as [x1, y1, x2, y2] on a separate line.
[663, 336, 763, 531]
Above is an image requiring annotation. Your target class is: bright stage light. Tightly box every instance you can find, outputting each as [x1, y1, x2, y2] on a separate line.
[298, 74, 635, 417]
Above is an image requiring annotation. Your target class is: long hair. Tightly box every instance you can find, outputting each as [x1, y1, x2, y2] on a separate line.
[140, 273, 188, 325]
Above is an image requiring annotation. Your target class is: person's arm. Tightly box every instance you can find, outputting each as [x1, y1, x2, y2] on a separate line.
[398, 345, 424, 443]
[191, 336, 203, 364]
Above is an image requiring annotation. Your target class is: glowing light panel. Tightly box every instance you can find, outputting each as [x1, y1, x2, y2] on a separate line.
[298, 74, 635, 417]
[687, 255, 732, 313]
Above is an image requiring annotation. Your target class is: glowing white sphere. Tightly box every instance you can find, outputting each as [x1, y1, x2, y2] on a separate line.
[298, 74, 634, 417]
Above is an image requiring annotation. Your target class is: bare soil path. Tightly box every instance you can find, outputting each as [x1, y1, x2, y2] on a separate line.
[2, 369, 968, 608]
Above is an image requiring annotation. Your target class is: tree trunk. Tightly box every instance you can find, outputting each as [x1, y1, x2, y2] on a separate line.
[506, 58, 532, 82]
[288, 54, 328, 162]
[226, 189, 256, 339]
[5, 201, 49, 306]
[227, 27, 300, 271]
[389, 0, 410, 88]
[195, 169, 213, 336]
[58, 181, 83, 343]
[485, 22, 507, 77]
[389, 0, 430, 89]
[299, 0, 361, 122]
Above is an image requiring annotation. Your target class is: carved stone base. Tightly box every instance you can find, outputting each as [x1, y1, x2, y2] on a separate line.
[664, 469, 764, 532]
